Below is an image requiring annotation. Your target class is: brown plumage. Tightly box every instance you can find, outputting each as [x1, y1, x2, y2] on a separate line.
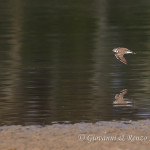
[113, 89, 128, 105]
[112, 47, 136, 64]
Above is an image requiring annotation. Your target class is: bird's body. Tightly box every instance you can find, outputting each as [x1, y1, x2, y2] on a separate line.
[112, 47, 136, 64]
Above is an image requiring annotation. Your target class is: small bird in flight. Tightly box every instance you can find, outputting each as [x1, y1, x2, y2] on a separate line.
[112, 47, 136, 64]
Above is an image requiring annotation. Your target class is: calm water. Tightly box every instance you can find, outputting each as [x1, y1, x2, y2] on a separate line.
[0, 0, 150, 125]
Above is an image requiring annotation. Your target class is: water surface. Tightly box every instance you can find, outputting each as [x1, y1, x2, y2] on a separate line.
[0, 0, 150, 125]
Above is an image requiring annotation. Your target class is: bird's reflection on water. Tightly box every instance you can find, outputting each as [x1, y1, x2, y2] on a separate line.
[113, 89, 134, 107]
[112, 89, 136, 119]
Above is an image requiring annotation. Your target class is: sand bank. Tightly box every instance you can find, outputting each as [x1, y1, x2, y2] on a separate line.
[1, 120, 150, 150]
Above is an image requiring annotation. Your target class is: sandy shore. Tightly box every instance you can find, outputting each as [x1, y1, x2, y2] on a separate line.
[1, 120, 150, 150]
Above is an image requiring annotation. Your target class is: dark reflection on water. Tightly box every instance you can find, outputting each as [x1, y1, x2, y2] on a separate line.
[0, 0, 150, 125]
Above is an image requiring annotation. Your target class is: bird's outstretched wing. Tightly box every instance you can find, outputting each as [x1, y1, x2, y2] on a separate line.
[120, 89, 128, 95]
[115, 54, 127, 64]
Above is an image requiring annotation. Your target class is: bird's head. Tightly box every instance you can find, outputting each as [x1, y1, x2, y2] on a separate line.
[112, 48, 118, 53]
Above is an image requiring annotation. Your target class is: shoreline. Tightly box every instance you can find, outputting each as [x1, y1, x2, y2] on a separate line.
[1, 120, 150, 150]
